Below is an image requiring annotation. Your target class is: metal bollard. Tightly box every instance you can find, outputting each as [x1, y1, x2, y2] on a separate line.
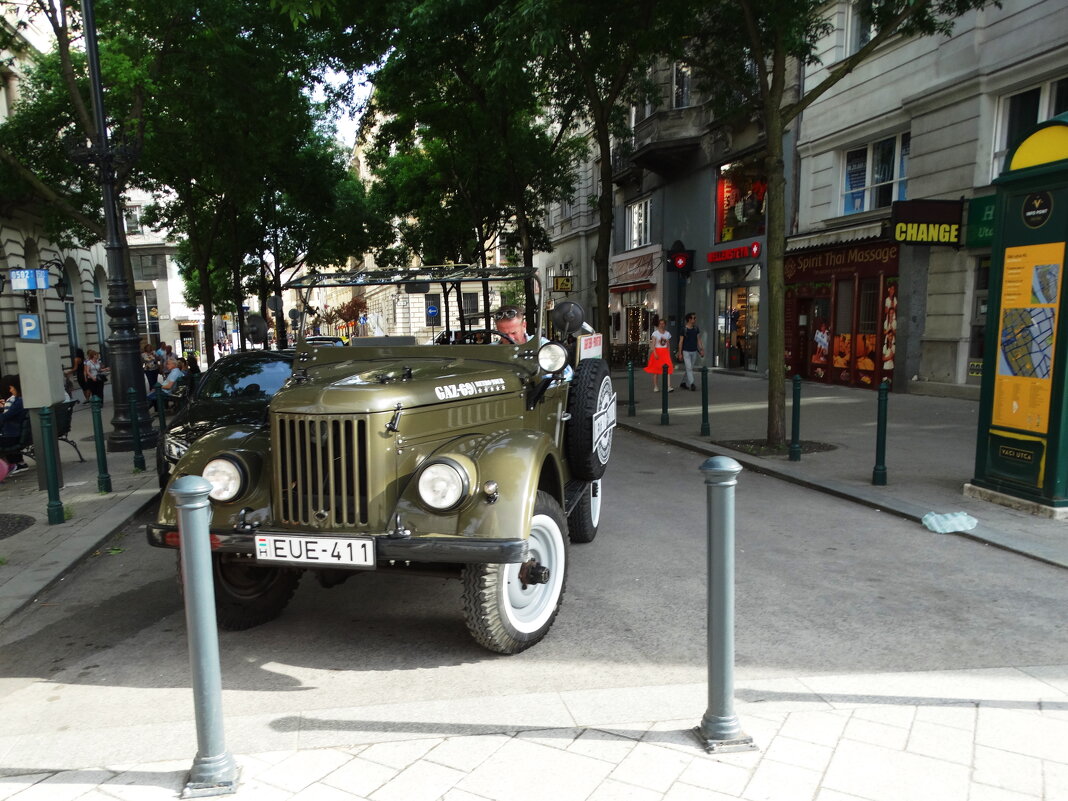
[872, 379, 889, 485]
[661, 364, 669, 425]
[627, 361, 636, 417]
[128, 388, 146, 472]
[789, 375, 802, 462]
[38, 407, 65, 524]
[694, 456, 757, 754]
[699, 366, 710, 437]
[90, 397, 111, 493]
[172, 476, 240, 797]
[156, 385, 168, 431]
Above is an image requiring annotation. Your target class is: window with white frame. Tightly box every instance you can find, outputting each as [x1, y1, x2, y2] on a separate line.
[993, 76, 1068, 177]
[673, 63, 692, 109]
[841, 132, 909, 215]
[848, 1, 876, 56]
[627, 198, 651, 249]
[124, 206, 143, 235]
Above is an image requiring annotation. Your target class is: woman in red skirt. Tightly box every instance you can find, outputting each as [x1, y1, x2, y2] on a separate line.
[644, 318, 674, 392]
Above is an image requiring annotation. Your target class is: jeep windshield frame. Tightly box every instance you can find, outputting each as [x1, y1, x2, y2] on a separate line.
[284, 265, 543, 345]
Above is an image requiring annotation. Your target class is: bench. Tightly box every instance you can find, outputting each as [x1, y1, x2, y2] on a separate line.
[0, 401, 85, 465]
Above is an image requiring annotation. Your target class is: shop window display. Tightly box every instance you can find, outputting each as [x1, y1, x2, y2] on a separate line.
[717, 163, 767, 243]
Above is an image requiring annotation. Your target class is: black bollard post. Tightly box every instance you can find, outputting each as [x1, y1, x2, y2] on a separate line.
[872, 379, 889, 485]
[90, 397, 111, 493]
[127, 388, 146, 472]
[38, 407, 65, 524]
[660, 364, 669, 425]
[627, 361, 636, 417]
[694, 456, 757, 754]
[156, 386, 167, 431]
[700, 366, 710, 437]
[789, 375, 802, 462]
[172, 476, 240, 796]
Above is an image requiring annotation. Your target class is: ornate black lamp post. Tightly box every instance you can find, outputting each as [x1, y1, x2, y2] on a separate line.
[79, 0, 156, 450]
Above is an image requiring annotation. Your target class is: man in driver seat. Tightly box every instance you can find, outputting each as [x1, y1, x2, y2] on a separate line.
[493, 304, 529, 343]
[494, 304, 573, 381]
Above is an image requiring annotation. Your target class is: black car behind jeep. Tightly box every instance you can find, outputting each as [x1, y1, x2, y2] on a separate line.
[156, 350, 293, 487]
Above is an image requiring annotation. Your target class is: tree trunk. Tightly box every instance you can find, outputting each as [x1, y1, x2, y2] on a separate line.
[593, 124, 614, 336]
[763, 105, 787, 446]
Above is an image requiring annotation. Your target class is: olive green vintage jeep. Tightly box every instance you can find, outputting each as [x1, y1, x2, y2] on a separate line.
[147, 266, 616, 653]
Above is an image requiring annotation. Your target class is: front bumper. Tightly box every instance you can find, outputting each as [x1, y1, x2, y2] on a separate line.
[145, 523, 528, 566]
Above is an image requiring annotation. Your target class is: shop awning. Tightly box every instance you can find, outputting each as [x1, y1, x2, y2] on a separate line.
[786, 220, 885, 252]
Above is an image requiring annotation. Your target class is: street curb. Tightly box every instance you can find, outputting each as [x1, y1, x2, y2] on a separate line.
[615, 420, 1068, 571]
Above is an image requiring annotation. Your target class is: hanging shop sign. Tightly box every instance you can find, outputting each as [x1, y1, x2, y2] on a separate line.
[891, 199, 964, 245]
[966, 195, 996, 248]
[553, 276, 574, 291]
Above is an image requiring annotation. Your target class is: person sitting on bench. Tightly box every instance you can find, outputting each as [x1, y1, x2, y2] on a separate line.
[0, 375, 29, 474]
[147, 357, 183, 404]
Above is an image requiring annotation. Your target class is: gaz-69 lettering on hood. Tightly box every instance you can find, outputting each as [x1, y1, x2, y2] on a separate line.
[148, 265, 616, 654]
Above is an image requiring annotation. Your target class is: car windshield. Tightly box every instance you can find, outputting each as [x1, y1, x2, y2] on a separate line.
[285, 265, 543, 345]
[197, 357, 292, 400]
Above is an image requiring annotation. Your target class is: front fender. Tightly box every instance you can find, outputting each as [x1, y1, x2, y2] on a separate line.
[395, 429, 564, 541]
[156, 424, 272, 528]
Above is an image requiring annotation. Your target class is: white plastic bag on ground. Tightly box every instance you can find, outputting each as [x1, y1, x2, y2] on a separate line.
[921, 511, 978, 534]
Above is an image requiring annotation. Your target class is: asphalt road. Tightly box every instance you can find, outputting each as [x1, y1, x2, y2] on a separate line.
[1, 429, 1066, 738]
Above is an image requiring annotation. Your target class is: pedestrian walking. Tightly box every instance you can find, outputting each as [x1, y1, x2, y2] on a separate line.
[676, 312, 705, 391]
[644, 318, 674, 392]
[83, 349, 109, 401]
[141, 342, 158, 391]
[67, 347, 90, 402]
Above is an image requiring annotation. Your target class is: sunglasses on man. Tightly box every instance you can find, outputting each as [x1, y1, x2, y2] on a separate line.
[494, 308, 524, 322]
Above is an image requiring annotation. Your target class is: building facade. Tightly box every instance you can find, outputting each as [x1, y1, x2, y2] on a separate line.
[0, 12, 110, 380]
[791, 0, 1068, 395]
[537, 60, 800, 374]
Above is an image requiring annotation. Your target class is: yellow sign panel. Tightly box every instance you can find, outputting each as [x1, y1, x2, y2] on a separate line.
[991, 242, 1065, 434]
[553, 276, 573, 292]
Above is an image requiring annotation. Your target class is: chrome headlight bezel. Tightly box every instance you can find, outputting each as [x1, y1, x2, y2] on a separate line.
[202, 456, 247, 502]
[416, 457, 472, 511]
[538, 342, 569, 374]
[163, 433, 189, 463]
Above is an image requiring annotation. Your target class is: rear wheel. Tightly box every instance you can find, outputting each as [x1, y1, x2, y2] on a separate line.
[567, 480, 602, 544]
[462, 491, 568, 654]
[177, 552, 302, 631]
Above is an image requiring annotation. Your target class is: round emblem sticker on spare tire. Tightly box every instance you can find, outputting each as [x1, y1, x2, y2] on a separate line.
[592, 375, 616, 466]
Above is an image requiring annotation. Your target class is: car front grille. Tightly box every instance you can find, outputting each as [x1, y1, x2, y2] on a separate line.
[273, 413, 369, 527]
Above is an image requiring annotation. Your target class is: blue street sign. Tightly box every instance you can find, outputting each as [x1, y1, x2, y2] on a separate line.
[10, 269, 50, 291]
[427, 304, 439, 318]
[359, 315, 367, 325]
[18, 314, 42, 341]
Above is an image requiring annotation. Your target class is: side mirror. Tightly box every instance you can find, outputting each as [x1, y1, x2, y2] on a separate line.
[550, 301, 586, 341]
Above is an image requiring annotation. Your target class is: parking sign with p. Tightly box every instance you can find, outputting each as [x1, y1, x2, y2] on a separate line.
[18, 314, 42, 341]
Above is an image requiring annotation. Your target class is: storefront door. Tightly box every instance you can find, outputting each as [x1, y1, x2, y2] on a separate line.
[714, 265, 760, 371]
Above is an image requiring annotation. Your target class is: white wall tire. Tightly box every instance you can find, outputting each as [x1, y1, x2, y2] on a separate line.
[567, 480, 602, 544]
[462, 491, 568, 654]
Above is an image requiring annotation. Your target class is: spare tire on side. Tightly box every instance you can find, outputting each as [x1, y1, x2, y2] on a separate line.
[564, 358, 616, 480]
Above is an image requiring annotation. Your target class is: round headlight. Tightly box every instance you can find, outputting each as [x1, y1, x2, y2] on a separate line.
[202, 457, 245, 502]
[538, 342, 569, 374]
[417, 460, 468, 510]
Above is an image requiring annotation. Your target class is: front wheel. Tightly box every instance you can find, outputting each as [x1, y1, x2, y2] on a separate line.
[177, 552, 302, 631]
[461, 491, 568, 654]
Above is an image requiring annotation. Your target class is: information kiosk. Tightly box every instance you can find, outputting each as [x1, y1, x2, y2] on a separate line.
[970, 113, 1068, 512]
